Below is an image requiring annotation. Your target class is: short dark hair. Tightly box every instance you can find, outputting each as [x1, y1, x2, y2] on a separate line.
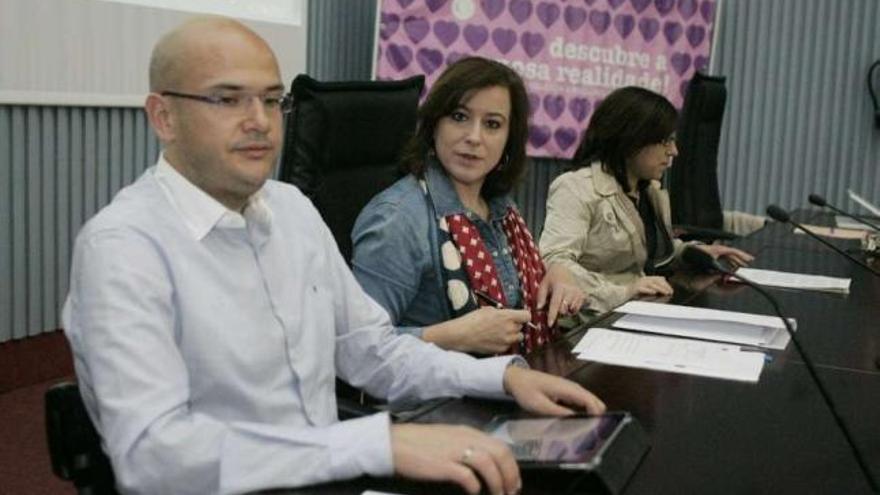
[400, 56, 530, 198]
[571, 86, 678, 192]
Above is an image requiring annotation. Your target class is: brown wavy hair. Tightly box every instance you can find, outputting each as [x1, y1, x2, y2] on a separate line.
[400, 56, 530, 198]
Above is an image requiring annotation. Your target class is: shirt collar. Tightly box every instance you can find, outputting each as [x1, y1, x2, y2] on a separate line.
[591, 161, 622, 197]
[423, 158, 513, 221]
[153, 154, 272, 241]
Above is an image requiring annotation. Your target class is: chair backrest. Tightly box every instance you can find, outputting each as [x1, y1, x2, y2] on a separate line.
[668, 72, 727, 230]
[278, 74, 424, 263]
[45, 381, 117, 495]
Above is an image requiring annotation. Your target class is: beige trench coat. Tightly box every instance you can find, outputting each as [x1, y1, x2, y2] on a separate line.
[539, 163, 686, 312]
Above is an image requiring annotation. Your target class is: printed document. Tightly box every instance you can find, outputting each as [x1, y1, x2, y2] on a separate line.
[575, 328, 765, 382]
[613, 301, 793, 350]
[794, 224, 868, 240]
[835, 215, 878, 232]
[733, 267, 851, 294]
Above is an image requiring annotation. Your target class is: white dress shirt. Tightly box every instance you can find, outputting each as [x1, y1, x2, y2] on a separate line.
[62, 156, 516, 494]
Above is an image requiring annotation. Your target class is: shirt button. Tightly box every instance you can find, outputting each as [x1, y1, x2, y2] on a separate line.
[492, 251, 498, 256]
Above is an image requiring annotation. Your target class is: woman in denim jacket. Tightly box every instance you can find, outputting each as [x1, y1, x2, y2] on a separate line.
[539, 87, 752, 312]
[352, 57, 584, 355]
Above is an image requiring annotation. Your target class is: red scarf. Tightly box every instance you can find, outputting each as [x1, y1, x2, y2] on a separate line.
[446, 208, 556, 353]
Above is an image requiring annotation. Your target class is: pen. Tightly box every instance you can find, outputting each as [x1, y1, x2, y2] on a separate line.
[739, 346, 774, 362]
[473, 289, 539, 330]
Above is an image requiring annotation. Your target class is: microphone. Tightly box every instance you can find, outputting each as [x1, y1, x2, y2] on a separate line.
[808, 193, 880, 232]
[682, 246, 879, 492]
[766, 205, 880, 277]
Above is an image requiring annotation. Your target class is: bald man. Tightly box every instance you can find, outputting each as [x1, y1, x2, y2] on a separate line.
[62, 17, 604, 495]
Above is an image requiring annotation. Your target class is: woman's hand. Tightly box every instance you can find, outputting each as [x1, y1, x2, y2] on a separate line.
[537, 264, 588, 326]
[423, 307, 532, 354]
[629, 276, 674, 297]
[695, 244, 755, 269]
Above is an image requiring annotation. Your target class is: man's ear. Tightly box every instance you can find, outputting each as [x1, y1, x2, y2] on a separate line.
[145, 93, 176, 143]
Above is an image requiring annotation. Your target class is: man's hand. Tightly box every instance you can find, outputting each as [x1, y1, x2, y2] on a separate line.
[391, 424, 521, 495]
[503, 366, 606, 416]
[537, 264, 588, 326]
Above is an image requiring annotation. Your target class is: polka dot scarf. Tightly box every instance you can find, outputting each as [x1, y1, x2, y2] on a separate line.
[425, 181, 555, 353]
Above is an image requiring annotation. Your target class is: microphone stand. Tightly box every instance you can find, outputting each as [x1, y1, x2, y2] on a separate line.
[684, 244, 879, 493]
[731, 272, 877, 493]
[809, 194, 880, 232]
[767, 205, 880, 278]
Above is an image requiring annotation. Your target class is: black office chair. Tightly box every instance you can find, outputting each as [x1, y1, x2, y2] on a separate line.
[667, 72, 738, 242]
[279, 74, 424, 263]
[45, 381, 117, 495]
[279, 74, 424, 409]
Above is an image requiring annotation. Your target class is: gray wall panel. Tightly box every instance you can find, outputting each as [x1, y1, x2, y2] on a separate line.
[0, 106, 10, 340]
[0, 106, 157, 342]
[11, 107, 27, 340]
[306, 0, 378, 81]
[715, 0, 880, 215]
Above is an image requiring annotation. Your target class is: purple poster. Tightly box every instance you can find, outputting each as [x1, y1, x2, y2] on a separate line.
[374, 0, 717, 159]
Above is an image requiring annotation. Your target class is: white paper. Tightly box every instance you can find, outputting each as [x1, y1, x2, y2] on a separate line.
[794, 224, 869, 240]
[613, 301, 794, 350]
[835, 215, 878, 231]
[848, 189, 880, 217]
[734, 267, 851, 294]
[575, 328, 765, 382]
[616, 301, 791, 329]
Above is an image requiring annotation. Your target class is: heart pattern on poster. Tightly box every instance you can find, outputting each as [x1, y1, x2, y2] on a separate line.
[464, 25, 489, 50]
[613, 14, 635, 38]
[536, 2, 560, 28]
[381, 13, 401, 40]
[564, 6, 587, 31]
[638, 17, 659, 41]
[543, 94, 565, 120]
[376, 0, 716, 159]
[521, 32, 545, 57]
[568, 97, 592, 122]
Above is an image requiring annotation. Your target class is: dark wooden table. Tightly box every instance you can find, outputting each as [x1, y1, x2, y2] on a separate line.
[280, 211, 880, 494]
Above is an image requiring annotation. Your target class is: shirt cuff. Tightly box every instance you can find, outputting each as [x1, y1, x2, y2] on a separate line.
[327, 412, 394, 480]
[456, 355, 524, 400]
[395, 325, 424, 339]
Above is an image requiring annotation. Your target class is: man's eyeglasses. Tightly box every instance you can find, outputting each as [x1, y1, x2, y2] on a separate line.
[160, 90, 294, 114]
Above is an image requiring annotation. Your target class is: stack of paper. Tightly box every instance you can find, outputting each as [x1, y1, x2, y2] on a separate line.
[793, 225, 868, 240]
[574, 328, 765, 382]
[611, 301, 794, 350]
[835, 215, 878, 232]
[733, 267, 851, 294]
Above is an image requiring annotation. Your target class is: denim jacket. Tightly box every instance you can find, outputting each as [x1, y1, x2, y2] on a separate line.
[351, 162, 523, 338]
